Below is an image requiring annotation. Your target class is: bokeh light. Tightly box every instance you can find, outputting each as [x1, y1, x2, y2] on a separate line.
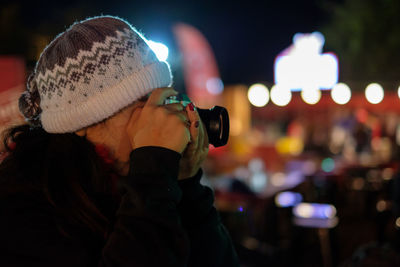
[294, 203, 314, 218]
[376, 200, 388, 212]
[270, 172, 286, 186]
[275, 192, 303, 207]
[248, 84, 269, 107]
[294, 203, 337, 219]
[276, 137, 304, 156]
[206, 77, 224, 95]
[303, 160, 317, 176]
[396, 218, 400, 228]
[274, 32, 338, 91]
[270, 85, 292, 106]
[365, 83, 384, 104]
[321, 158, 335, 173]
[250, 172, 268, 193]
[331, 83, 351, 104]
[398, 86, 400, 99]
[148, 40, 169, 61]
[301, 87, 321, 105]
[248, 158, 264, 173]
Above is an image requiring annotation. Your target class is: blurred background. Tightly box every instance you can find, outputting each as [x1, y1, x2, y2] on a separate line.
[2, 0, 400, 266]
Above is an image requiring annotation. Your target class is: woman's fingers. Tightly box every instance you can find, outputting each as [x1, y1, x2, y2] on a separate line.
[144, 88, 189, 126]
[172, 111, 191, 129]
[164, 103, 184, 112]
[145, 87, 178, 107]
[185, 103, 201, 151]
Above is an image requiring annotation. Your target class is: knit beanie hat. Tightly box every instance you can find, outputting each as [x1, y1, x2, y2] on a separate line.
[19, 15, 172, 133]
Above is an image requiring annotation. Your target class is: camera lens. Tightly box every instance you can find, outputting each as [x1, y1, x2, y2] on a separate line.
[197, 106, 229, 147]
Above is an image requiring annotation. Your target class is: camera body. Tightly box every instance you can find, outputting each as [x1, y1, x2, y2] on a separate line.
[164, 95, 229, 147]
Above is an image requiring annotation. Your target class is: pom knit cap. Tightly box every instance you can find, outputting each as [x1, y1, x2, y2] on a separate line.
[19, 16, 172, 133]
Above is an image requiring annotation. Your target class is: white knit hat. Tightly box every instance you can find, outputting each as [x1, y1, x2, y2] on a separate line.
[19, 16, 172, 133]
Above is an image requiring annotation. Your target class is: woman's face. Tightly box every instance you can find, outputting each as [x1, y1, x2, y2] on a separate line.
[76, 94, 150, 175]
[108, 94, 152, 158]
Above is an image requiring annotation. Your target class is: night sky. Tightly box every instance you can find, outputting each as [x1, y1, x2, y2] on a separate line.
[2, 0, 331, 85]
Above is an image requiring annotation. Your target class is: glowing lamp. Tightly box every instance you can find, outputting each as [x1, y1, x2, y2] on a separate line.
[301, 87, 321, 105]
[365, 83, 384, 104]
[248, 84, 269, 107]
[270, 85, 292, 106]
[331, 83, 351, 104]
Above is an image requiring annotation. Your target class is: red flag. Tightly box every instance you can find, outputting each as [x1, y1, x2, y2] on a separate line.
[173, 23, 223, 107]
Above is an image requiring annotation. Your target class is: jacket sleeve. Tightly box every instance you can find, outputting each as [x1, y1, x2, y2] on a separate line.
[178, 169, 240, 267]
[99, 146, 190, 267]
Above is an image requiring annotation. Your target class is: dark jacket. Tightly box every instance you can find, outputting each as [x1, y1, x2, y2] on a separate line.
[0, 146, 239, 267]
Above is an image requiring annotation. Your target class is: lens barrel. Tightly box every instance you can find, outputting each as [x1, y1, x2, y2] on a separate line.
[197, 106, 229, 147]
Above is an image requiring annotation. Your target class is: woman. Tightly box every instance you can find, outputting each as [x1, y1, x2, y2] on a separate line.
[0, 16, 239, 266]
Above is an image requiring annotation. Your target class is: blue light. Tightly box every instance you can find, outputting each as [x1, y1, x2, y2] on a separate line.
[238, 206, 244, 212]
[275, 191, 303, 207]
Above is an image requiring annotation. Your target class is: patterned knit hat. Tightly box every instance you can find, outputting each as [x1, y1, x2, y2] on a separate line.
[19, 15, 172, 133]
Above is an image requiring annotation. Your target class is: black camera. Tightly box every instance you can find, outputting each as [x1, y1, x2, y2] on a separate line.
[165, 95, 229, 147]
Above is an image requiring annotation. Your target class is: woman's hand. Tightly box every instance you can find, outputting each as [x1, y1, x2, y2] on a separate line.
[177, 103, 209, 180]
[126, 88, 191, 154]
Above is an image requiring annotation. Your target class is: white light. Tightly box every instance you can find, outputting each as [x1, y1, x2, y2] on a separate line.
[248, 84, 269, 107]
[397, 86, 400, 99]
[270, 85, 292, 106]
[148, 40, 169, 61]
[206, 77, 224, 95]
[274, 32, 338, 91]
[294, 203, 314, 218]
[365, 83, 384, 104]
[331, 83, 351, 105]
[301, 87, 321, 105]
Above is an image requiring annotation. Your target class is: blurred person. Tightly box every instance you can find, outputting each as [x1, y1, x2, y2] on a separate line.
[0, 16, 239, 267]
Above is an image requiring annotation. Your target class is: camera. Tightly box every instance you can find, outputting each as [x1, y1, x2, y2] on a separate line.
[164, 95, 229, 147]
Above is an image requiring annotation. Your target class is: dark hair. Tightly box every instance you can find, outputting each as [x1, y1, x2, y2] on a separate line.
[0, 124, 115, 239]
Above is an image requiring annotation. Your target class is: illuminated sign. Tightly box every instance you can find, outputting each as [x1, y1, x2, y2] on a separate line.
[274, 32, 338, 91]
